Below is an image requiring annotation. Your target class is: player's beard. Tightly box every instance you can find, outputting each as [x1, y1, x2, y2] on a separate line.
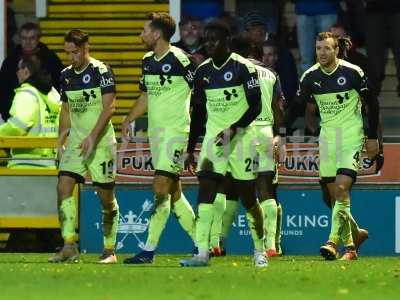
[319, 55, 336, 69]
[142, 37, 156, 51]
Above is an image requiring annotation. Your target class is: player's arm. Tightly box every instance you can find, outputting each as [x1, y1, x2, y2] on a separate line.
[80, 65, 116, 157]
[230, 66, 261, 131]
[271, 75, 286, 162]
[88, 92, 115, 143]
[272, 75, 285, 135]
[186, 69, 207, 174]
[296, 73, 318, 135]
[355, 69, 379, 158]
[216, 64, 261, 145]
[58, 102, 71, 147]
[121, 92, 148, 139]
[57, 72, 71, 159]
[305, 102, 319, 135]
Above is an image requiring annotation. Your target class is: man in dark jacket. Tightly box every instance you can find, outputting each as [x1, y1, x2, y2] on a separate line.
[0, 22, 64, 121]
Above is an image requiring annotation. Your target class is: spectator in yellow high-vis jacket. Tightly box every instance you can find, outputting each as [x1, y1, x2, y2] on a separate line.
[0, 55, 61, 168]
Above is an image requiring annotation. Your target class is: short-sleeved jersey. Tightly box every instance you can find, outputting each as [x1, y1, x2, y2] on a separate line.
[59, 57, 116, 147]
[297, 59, 365, 129]
[193, 53, 260, 137]
[139, 46, 196, 133]
[249, 58, 283, 127]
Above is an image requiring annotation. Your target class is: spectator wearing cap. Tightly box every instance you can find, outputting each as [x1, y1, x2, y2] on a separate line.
[237, 0, 282, 36]
[172, 16, 207, 65]
[0, 22, 64, 122]
[243, 12, 269, 44]
[294, 0, 340, 73]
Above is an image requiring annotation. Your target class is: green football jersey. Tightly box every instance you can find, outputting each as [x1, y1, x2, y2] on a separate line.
[193, 53, 260, 137]
[297, 59, 365, 129]
[59, 57, 116, 147]
[139, 46, 196, 133]
[248, 59, 283, 127]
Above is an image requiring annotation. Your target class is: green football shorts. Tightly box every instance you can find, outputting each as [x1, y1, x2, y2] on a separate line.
[319, 126, 364, 178]
[197, 126, 258, 180]
[59, 142, 116, 184]
[255, 125, 275, 173]
[148, 128, 188, 177]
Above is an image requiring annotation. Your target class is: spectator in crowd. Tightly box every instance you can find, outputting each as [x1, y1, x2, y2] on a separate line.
[330, 23, 368, 75]
[217, 11, 240, 35]
[6, 0, 17, 55]
[172, 16, 207, 65]
[364, 0, 400, 97]
[294, 0, 340, 73]
[0, 55, 60, 169]
[0, 22, 64, 121]
[242, 11, 269, 44]
[237, 0, 283, 36]
[262, 38, 298, 107]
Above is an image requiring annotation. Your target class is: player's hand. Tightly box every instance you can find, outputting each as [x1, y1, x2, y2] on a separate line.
[185, 152, 196, 175]
[366, 138, 379, 159]
[215, 127, 236, 146]
[57, 144, 65, 162]
[272, 135, 284, 164]
[121, 118, 133, 142]
[79, 134, 95, 159]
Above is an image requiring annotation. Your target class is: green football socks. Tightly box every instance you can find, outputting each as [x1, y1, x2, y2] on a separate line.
[260, 199, 278, 250]
[210, 193, 226, 248]
[103, 198, 119, 250]
[144, 195, 171, 251]
[173, 193, 196, 241]
[59, 196, 77, 243]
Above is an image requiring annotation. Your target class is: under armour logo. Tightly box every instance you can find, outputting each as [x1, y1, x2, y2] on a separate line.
[83, 90, 96, 102]
[159, 75, 172, 86]
[336, 92, 349, 104]
[224, 89, 238, 101]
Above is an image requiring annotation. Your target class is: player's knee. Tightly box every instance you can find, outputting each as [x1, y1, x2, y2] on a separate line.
[57, 181, 73, 201]
[256, 172, 275, 200]
[335, 183, 349, 202]
[153, 182, 169, 199]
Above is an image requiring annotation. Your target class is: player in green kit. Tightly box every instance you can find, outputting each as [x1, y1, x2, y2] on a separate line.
[214, 36, 284, 258]
[180, 22, 267, 267]
[121, 13, 196, 264]
[301, 32, 379, 260]
[49, 29, 119, 263]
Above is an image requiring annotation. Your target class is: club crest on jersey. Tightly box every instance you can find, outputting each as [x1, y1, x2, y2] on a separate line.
[224, 71, 233, 81]
[82, 74, 91, 84]
[337, 76, 346, 86]
[162, 64, 172, 73]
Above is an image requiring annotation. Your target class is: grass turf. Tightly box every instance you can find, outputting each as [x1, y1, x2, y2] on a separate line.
[0, 254, 399, 300]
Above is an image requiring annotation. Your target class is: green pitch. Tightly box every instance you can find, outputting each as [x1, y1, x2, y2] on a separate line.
[0, 254, 399, 300]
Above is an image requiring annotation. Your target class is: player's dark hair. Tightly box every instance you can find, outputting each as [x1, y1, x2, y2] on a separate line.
[317, 31, 338, 49]
[231, 35, 263, 60]
[149, 12, 176, 42]
[337, 36, 352, 59]
[231, 35, 252, 57]
[64, 29, 89, 47]
[204, 20, 231, 39]
[19, 22, 41, 37]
